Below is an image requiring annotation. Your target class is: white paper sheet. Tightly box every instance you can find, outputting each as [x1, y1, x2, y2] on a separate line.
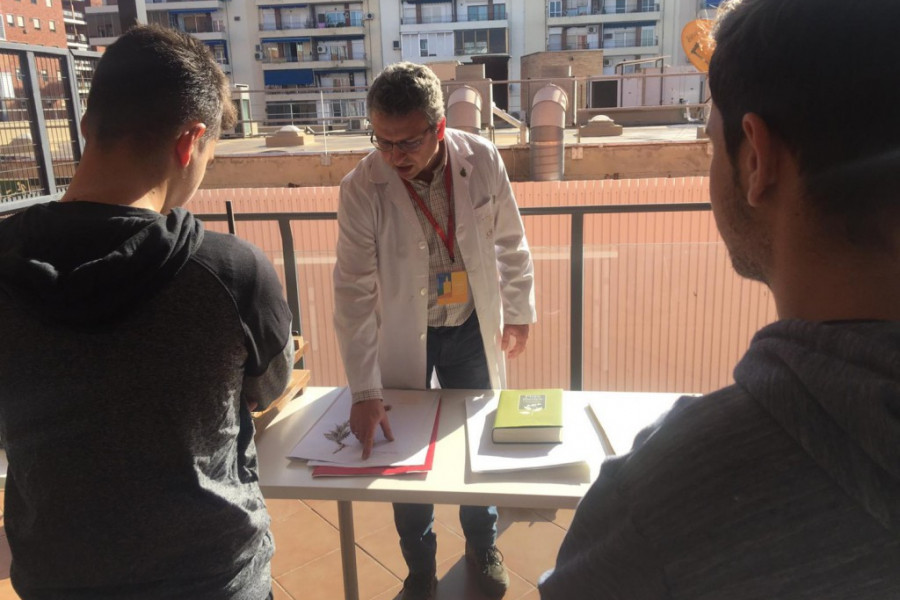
[464, 391, 601, 473]
[587, 392, 686, 455]
[288, 388, 441, 468]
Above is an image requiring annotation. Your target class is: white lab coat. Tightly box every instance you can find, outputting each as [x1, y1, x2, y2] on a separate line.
[333, 128, 536, 395]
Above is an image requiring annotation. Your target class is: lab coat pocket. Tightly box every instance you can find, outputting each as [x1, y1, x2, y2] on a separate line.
[473, 201, 495, 241]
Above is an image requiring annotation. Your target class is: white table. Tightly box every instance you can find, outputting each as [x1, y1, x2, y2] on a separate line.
[255, 386, 684, 600]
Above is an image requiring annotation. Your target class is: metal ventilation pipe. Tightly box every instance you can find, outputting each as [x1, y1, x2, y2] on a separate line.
[446, 85, 483, 134]
[530, 84, 569, 182]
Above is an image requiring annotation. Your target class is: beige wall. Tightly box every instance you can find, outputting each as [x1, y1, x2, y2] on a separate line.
[201, 140, 711, 188]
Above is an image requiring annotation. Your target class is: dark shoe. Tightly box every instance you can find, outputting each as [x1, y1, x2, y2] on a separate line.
[399, 571, 437, 600]
[465, 543, 509, 598]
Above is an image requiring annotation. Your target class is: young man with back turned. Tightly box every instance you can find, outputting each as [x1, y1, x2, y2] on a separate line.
[540, 0, 900, 597]
[0, 25, 293, 600]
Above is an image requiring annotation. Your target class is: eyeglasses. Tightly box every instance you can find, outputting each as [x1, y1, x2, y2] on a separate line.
[370, 124, 435, 153]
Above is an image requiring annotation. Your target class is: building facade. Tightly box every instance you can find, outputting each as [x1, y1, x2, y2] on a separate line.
[81, 0, 706, 126]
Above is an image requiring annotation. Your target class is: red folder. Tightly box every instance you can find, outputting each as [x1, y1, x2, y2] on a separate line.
[312, 400, 441, 477]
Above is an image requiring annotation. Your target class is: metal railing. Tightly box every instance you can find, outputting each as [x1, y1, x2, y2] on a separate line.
[0, 41, 100, 210]
[194, 201, 716, 392]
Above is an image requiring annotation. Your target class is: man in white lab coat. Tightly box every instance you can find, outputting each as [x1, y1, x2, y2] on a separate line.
[333, 62, 536, 600]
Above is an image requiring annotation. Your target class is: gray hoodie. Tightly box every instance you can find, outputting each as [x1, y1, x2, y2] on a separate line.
[540, 319, 900, 599]
[0, 201, 293, 600]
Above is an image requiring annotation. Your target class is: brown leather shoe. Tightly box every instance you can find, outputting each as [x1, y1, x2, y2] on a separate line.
[465, 544, 509, 598]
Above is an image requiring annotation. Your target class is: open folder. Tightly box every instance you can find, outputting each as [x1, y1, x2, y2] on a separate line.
[312, 402, 441, 477]
[288, 388, 441, 476]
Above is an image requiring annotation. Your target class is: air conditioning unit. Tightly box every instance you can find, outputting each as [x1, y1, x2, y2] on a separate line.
[254, 44, 261, 51]
[587, 26, 597, 33]
[316, 45, 327, 54]
[254, 51, 263, 60]
[364, 12, 374, 20]
[603, 58, 611, 66]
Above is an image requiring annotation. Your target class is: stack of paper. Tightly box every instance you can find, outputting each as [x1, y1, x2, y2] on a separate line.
[288, 388, 441, 477]
[465, 391, 603, 473]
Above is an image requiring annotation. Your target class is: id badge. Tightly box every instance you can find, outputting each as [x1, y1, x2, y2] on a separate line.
[436, 271, 469, 305]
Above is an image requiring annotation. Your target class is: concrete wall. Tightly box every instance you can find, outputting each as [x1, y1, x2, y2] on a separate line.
[200, 139, 711, 188]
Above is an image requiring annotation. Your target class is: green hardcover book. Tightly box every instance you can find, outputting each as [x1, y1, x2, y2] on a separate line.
[492, 389, 564, 444]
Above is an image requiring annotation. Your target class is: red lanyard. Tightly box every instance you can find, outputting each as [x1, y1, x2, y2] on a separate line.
[402, 161, 456, 262]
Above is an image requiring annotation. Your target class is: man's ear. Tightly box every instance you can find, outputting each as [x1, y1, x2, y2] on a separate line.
[740, 113, 780, 207]
[174, 123, 208, 168]
[436, 117, 446, 141]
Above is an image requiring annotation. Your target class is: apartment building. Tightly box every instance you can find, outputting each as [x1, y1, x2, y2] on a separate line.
[84, 0, 380, 127]
[81, 0, 704, 126]
[2, 0, 69, 48]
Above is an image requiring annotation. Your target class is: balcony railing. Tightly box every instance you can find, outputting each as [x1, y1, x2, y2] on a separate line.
[181, 181, 776, 394]
[548, 41, 601, 51]
[180, 20, 225, 34]
[260, 51, 365, 64]
[400, 12, 507, 25]
[550, 2, 660, 17]
[260, 17, 363, 30]
[260, 18, 316, 31]
[3, 176, 777, 394]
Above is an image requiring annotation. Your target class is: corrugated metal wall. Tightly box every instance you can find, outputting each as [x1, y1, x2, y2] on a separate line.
[192, 178, 778, 394]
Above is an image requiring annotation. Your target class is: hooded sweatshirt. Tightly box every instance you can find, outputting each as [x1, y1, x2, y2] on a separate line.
[0, 201, 293, 600]
[540, 319, 900, 599]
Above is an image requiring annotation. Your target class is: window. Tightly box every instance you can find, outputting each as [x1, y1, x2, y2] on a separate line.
[15, 67, 22, 80]
[468, 5, 488, 21]
[16, 15, 23, 27]
[45, 0, 51, 6]
[48, 19, 55, 31]
[32, 17, 40, 29]
[454, 28, 506, 55]
[208, 43, 227, 64]
[6, 15, 12, 24]
[40, 69, 48, 83]
[549, 1, 562, 17]
[419, 38, 428, 57]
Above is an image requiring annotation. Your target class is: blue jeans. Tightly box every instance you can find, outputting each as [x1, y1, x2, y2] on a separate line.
[393, 310, 499, 575]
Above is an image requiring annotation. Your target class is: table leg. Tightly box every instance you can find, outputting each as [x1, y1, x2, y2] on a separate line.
[337, 500, 360, 600]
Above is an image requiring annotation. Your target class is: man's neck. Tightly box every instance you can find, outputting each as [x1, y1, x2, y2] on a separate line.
[60, 146, 170, 213]
[771, 242, 900, 322]
[414, 141, 446, 184]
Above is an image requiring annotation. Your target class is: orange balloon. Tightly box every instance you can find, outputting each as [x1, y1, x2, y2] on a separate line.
[681, 19, 715, 73]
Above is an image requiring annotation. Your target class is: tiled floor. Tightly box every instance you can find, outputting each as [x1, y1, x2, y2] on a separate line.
[0, 490, 570, 599]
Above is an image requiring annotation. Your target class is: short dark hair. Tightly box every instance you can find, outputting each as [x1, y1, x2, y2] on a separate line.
[709, 0, 900, 229]
[84, 25, 236, 152]
[367, 62, 445, 126]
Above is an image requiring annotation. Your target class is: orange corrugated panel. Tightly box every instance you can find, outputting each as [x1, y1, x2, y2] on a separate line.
[186, 180, 774, 393]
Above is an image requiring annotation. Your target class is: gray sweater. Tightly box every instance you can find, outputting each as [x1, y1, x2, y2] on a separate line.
[0, 202, 293, 599]
[540, 319, 900, 599]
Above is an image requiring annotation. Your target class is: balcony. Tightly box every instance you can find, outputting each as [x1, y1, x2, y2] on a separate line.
[260, 22, 365, 37]
[549, 3, 660, 26]
[62, 9, 87, 25]
[400, 11, 508, 25]
[261, 54, 367, 71]
[146, 0, 222, 9]
[0, 129, 777, 600]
